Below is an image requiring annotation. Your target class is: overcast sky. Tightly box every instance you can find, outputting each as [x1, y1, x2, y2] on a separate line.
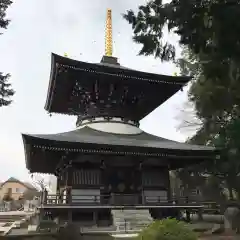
[0, 0, 192, 182]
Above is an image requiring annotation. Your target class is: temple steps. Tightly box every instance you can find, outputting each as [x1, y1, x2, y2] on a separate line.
[111, 209, 153, 231]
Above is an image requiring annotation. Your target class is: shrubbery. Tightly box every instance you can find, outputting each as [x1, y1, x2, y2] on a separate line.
[137, 218, 197, 240]
[2, 193, 13, 202]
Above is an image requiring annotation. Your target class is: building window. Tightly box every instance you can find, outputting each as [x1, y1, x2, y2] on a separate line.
[16, 188, 24, 193]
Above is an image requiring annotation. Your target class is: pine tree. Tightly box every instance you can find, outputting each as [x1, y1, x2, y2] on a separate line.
[123, 0, 240, 64]
[0, 0, 12, 31]
[0, 0, 14, 107]
[0, 73, 14, 106]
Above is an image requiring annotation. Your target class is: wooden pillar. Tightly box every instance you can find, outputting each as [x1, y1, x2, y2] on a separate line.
[185, 196, 191, 222]
[167, 167, 172, 202]
[66, 165, 73, 223]
[42, 189, 48, 205]
[93, 211, 98, 226]
[139, 162, 144, 205]
[56, 177, 60, 193]
[66, 166, 73, 204]
[197, 208, 203, 221]
[142, 191, 145, 205]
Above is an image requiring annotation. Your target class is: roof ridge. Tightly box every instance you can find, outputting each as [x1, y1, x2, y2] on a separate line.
[0, 177, 37, 190]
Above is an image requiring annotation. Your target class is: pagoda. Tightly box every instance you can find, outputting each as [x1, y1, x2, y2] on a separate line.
[22, 9, 220, 228]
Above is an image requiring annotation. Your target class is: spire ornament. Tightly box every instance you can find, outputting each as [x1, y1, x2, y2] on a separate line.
[105, 9, 113, 57]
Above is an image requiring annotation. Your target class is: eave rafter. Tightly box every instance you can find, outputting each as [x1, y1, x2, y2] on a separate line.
[56, 62, 188, 85]
[33, 144, 219, 160]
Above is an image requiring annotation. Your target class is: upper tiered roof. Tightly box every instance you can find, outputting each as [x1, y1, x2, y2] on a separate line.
[45, 54, 190, 125]
[44, 9, 191, 125]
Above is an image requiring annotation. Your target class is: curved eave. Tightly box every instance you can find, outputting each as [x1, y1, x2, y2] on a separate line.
[49, 53, 191, 84]
[45, 53, 58, 113]
[44, 53, 192, 114]
[22, 128, 220, 160]
[22, 128, 221, 173]
[22, 133, 32, 171]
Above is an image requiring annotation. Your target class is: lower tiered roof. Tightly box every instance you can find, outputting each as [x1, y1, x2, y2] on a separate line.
[22, 127, 220, 173]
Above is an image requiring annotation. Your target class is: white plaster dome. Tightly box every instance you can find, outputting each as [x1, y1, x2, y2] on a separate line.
[77, 117, 142, 135]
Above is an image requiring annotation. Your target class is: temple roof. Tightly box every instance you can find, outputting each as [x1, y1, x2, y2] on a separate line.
[22, 127, 219, 173]
[44, 53, 191, 122]
[23, 126, 214, 151]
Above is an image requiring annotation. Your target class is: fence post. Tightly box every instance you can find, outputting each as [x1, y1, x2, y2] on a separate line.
[197, 207, 203, 221]
[185, 196, 191, 222]
[66, 186, 72, 204]
[42, 189, 48, 204]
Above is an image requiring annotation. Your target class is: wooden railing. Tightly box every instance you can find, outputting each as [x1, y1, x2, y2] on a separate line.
[42, 192, 201, 206]
[202, 201, 221, 214]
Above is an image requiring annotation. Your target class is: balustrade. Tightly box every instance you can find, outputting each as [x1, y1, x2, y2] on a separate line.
[42, 192, 199, 206]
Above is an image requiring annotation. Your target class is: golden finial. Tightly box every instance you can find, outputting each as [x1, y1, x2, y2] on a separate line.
[105, 9, 113, 56]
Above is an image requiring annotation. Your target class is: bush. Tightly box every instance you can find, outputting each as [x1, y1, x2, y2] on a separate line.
[137, 218, 197, 240]
[22, 189, 39, 200]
